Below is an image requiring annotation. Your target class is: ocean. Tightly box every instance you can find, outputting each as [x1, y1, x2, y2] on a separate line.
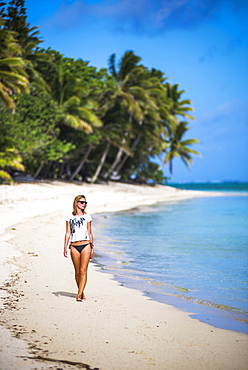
[94, 182, 248, 334]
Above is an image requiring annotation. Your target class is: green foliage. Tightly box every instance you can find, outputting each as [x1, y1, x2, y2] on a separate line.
[41, 56, 105, 134]
[0, 120, 24, 182]
[0, 88, 74, 176]
[1, 0, 51, 92]
[162, 121, 201, 174]
[3, 0, 41, 48]
[0, 17, 29, 110]
[131, 162, 169, 185]
[0, 170, 13, 182]
[0, 1, 201, 184]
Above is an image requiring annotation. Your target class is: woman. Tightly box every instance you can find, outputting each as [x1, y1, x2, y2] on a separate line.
[64, 195, 94, 301]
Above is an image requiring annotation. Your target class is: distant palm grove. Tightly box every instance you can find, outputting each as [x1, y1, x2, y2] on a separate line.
[0, 0, 200, 184]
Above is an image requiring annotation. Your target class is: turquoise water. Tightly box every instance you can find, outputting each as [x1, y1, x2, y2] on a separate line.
[94, 182, 248, 334]
[167, 181, 248, 192]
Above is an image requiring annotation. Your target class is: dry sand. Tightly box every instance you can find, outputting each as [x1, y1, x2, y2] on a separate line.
[0, 181, 247, 370]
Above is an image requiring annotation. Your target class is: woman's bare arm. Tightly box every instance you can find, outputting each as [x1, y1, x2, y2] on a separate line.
[87, 221, 94, 258]
[64, 221, 71, 258]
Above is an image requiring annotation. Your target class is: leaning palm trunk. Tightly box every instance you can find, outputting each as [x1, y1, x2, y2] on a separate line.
[91, 142, 111, 183]
[33, 163, 44, 179]
[115, 153, 128, 174]
[69, 144, 93, 181]
[115, 133, 142, 175]
[103, 147, 124, 179]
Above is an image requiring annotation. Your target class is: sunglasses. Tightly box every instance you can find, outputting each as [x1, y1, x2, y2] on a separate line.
[78, 201, 87, 204]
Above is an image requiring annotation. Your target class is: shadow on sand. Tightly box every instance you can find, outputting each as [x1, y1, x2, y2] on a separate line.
[52, 291, 77, 299]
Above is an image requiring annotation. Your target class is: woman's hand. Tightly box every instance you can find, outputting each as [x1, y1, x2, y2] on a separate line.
[64, 248, 69, 258]
[90, 246, 94, 259]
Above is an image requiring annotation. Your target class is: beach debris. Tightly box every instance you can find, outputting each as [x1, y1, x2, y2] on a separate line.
[24, 355, 99, 369]
[28, 252, 38, 257]
[174, 286, 189, 293]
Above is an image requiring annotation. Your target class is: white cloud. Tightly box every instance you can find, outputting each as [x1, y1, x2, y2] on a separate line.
[42, 0, 247, 33]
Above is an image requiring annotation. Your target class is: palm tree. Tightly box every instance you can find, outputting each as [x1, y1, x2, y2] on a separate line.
[115, 107, 165, 176]
[48, 60, 103, 181]
[2, 0, 50, 91]
[162, 121, 201, 175]
[90, 108, 133, 183]
[164, 83, 195, 124]
[69, 132, 101, 181]
[19, 25, 51, 92]
[114, 71, 172, 177]
[103, 51, 160, 180]
[52, 61, 102, 133]
[0, 17, 29, 111]
[53, 57, 116, 182]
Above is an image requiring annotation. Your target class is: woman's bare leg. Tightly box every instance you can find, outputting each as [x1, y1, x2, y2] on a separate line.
[70, 247, 81, 292]
[77, 246, 91, 300]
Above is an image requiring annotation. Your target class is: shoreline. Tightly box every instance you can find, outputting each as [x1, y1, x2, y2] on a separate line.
[0, 181, 247, 369]
[0, 181, 221, 297]
[92, 203, 248, 335]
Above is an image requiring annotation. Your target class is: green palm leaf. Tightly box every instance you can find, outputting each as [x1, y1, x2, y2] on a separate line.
[63, 95, 81, 109]
[63, 114, 93, 133]
[118, 51, 141, 81]
[0, 170, 12, 182]
[0, 86, 15, 110]
[75, 107, 102, 127]
[0, 57, 25, 67]
[0, 70, 29, 83]
[162, 121, 201, 174]
[181, 138, 200, 145]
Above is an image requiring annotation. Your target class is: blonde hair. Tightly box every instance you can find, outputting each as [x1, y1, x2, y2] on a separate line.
[72, 195, 87, 215]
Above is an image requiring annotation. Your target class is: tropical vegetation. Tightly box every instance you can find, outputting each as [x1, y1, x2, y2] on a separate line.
[0, 0, 200, 184]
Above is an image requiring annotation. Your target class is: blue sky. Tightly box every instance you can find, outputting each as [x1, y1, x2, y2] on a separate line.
[17, 1, 248, 181]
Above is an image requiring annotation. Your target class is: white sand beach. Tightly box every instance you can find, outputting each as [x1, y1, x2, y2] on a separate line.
[0, 181, 247, 370]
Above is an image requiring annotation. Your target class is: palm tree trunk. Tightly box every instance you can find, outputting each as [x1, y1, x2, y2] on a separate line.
[115, 153, 128, 174]
[69, 144, 93, 181]
[169, 159, 173, 175]
[91, 142, 111, 183]
[33, 163, 44, 179]
[116, 133, 142, 174]
[103, 147, 124, 179]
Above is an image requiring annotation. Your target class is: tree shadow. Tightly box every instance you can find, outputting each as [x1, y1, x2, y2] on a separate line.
[52, 291, 77, 299]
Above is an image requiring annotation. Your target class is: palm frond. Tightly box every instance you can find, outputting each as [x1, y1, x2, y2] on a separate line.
[63, 95, 81, 109]
[180, 146, 201, 155]
[75, 107, 102, 127]
[0, 57, 25, 67]
[118, 51, 141, 81]
[63, 114, 93, 133]
[0, 170, 12, 182]
[181, 138, 200, 145]
[0, 85, 15, 109]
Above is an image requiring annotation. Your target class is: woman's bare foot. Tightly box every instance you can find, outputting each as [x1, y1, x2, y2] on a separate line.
[76, 292, 86, 301]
